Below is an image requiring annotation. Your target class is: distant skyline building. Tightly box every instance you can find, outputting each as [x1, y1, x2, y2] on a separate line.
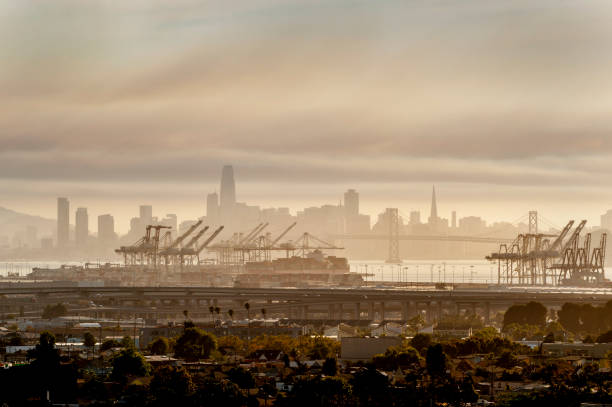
[25, 225, 37, 248]
[98, 214, 115, 243]
[344, 189, 359, 217]
[601, 209, 612, 231]
[139, 205, 153, 225]
[219, 165, 236, 220]
[75, 207, 88, 247]
[57, 197, 69, 247]
[429, 186, 438, 222]
[160, 213, 178, 231]
[409, 211, 421, 225]
[206, 192, 219, 220]
[451, 211, 457, 229]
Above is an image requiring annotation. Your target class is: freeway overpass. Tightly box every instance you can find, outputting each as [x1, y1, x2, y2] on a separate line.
[1, 285, 610, 324]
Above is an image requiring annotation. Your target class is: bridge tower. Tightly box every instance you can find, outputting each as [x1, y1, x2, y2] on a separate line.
[529, 211, 538, 234]
[385, 208, 401, 263]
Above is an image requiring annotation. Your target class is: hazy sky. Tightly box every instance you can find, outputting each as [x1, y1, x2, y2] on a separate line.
[3, 0, 612, 232]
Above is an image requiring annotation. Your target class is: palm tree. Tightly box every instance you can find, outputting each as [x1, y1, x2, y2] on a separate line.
[244, 302, 251, 340]
[214, 306, 220, 322]
[261, 308, 267, 329]
[228, 309, 234, 336]
[183, 309, 189, 331]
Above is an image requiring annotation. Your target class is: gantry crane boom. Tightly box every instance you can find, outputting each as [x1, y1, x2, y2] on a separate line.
[182, 226, 210, 249]
[196, 226, 224, 254]
[243, 223, 269, 246]
[270, 222, 297, 247]
[562, 220, 587, 252]
[549, 220, 575, 251]
[238, 223, 263, 245]
[164, 220, 203, 251]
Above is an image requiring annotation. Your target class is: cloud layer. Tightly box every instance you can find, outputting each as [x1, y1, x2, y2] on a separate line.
[2, 0, 612, 228]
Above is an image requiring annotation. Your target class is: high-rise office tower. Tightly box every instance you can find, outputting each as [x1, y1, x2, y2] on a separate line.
[98, 214, 115, 244]
[57, 197, 69, 247]
[451, 211, 457, 229]
[206, 192, 219, 220]
[219, 165, 236, 219]
[409, 211, 421, 225]
[344, 189, 359, 217]
[75, 207, 88, 247]
[139, 205, 153, 225]
[429, 186, 438, 222]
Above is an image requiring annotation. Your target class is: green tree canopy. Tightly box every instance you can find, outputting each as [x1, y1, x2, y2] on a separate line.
[111, 347, 151, 382]
[149, 337, 170, 355]
[503, 302, 547, 328]
[425, 344, 448, 377]
[150, 366, 193, 405]
[83, 332, 96, 348]
[410, 333, 432, 353]
[174, 327, 217, 361]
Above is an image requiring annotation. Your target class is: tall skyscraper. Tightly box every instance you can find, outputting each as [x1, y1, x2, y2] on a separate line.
[451, 211, 457, 229]
[139, 205, 153, 225]
[98, 214, 115, 244]
[219, 165, 236, 219]
[75, 207, 88, 247]
[429, 186, 438, 221]
[57, 197, 69, 247]
[344, 189, 359, 217]
[206, 192, 219, 220]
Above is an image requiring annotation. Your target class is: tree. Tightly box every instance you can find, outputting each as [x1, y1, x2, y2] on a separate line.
[426, 344, 448, 377]
[192, 377, 247, 407]
[244, 302, 251, 340]
[596, 330, 612, 343]
[226, 367, 255, 389]
[473, 326, 500, 340]
[322, 357, 338, 376]
[372, 347, 421, 370]
[83, 332, 96, 359]
[150, 366, 193, 405]
[306, 336, 338, 359]
[410, 333, 432, 353]
[174, 327, 217, 361]
[351, 366, 391, 407]
[279, 376, 353, 407]
[543, 332, 555, 343]
[42, 303, 67, 319]
[496, 351, 519, 369]
[100, 339, 121, 352]
[121, 335, 134, 349]
[558, 302, 583, 332]
[29, 331, 60, 369]
[150, 337, 170, 355]
[503, 302, 547, 328]
[111, 347, 151, 382]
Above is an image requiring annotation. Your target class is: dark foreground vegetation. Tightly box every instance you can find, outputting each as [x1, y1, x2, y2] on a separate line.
[0, 300, 610, 406]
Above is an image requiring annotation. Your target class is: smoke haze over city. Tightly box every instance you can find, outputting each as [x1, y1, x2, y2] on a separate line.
[3, 0, 612, 229]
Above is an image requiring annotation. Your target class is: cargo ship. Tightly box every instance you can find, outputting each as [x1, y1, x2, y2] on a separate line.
[235, 250, 362, 288]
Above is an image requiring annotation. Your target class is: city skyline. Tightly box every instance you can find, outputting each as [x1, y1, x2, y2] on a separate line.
[4, 167, 612, 236]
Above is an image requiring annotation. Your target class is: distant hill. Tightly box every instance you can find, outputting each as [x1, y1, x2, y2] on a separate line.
[0, 207, 55, 240]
